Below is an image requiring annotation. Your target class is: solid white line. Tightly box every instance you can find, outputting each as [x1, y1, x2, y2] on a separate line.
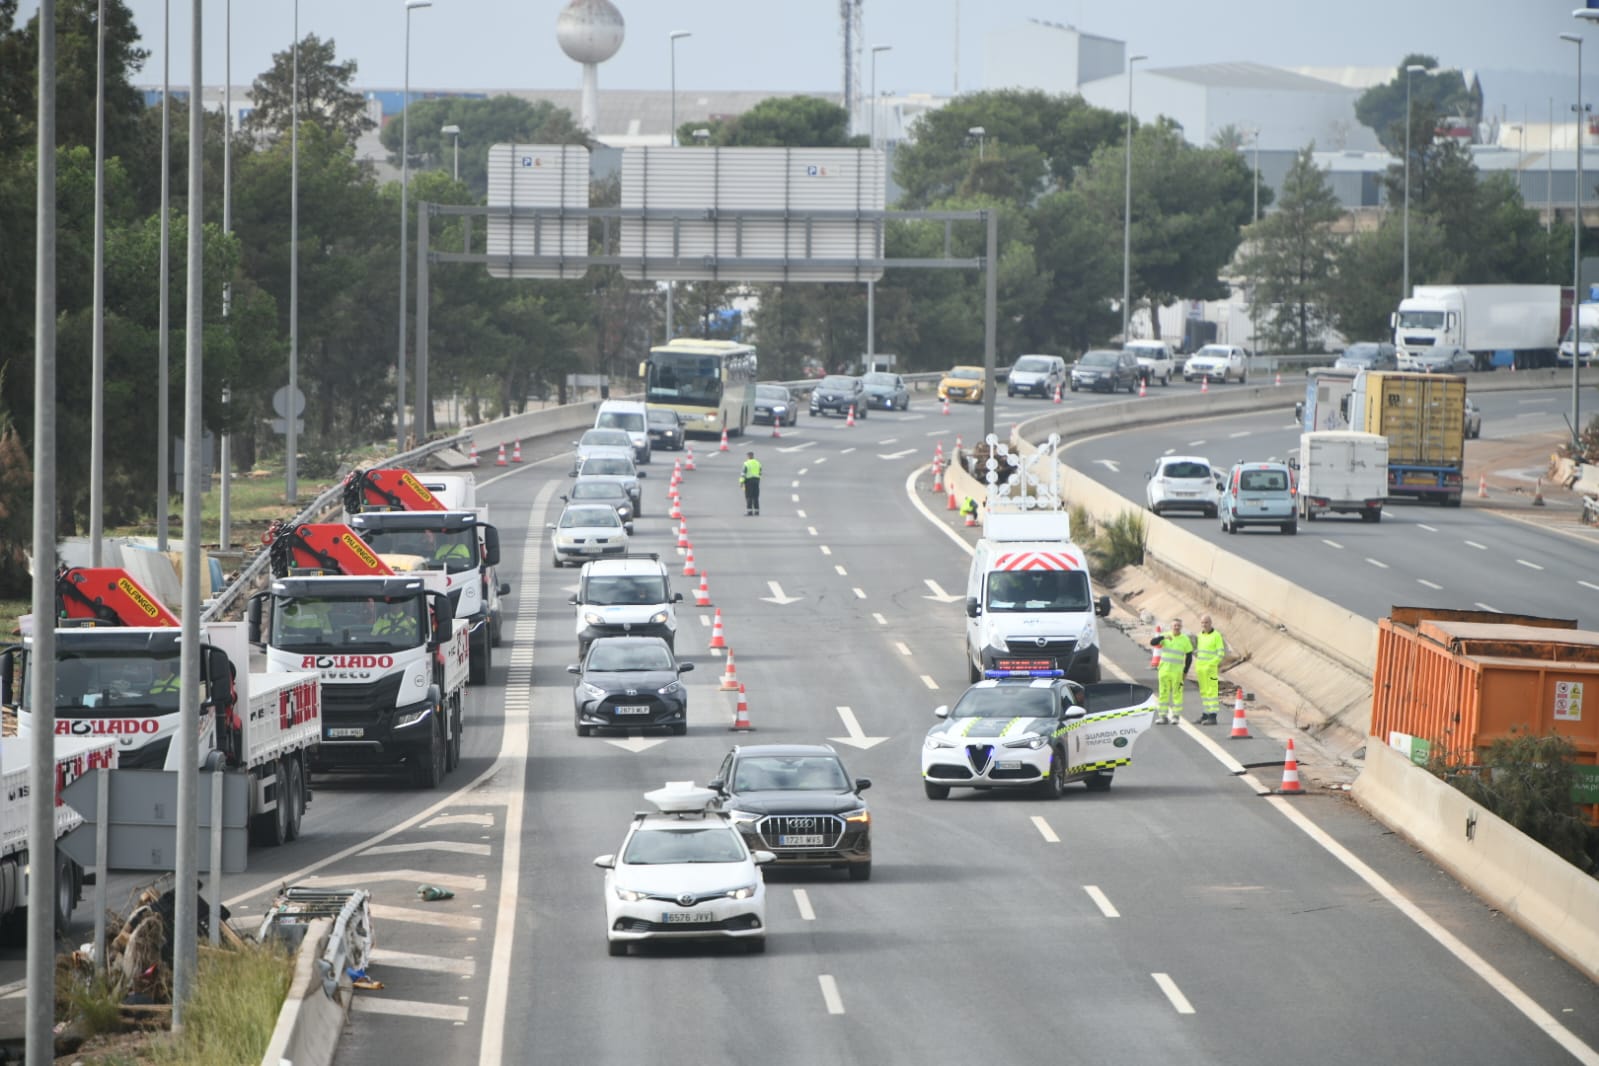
[820, 545, 832, 556]
[1152, 973, 1196, 1014]
[818, 975, 846, 1015]
[1176, 718, 1252, 778]
[353, 997, 471, 1023]
[1582, 581, 1599, 592]
[1321, 539, 1343, 549]
[1268, 796, 1599, 1064]
[853, 587, 866, 598]
[370, 948, 477, 976]
[1475, 602, 1499, 612]
[835, 564, 848, 576]
[873, 612, 889, 625]
[920, 675, 939, 690]
[1083, 885, 1120, 918]
[1030, 816, 1060, 843]
[1417, 523, 1438, 532]
[1417, 579, 1443, 590]
[894, 641, 912, 656]
[1465, 540, 1487, 550]
[793, 888, 816, 921]
[1365, 557, 1389, 569]
[1516, 559, 1544, 571]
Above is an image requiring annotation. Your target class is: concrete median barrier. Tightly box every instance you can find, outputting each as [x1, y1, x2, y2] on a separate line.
[259, 918, 350, 1066]
[465, 399, 604, 452]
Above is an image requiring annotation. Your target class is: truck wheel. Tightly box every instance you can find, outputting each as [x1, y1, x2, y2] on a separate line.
[1444, 494, 1462, 508]
[490, 610, 504, 649]
[450, 696, 463, 769]
[411, 717, 447, 789]
[284, 757, 305, 842]
[470, 629, 491, 685]
[251, 765, 290, 848]
[53, 851, 78, 933]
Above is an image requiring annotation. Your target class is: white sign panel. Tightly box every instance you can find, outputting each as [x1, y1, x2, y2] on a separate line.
[485, 143, 591, 279]
[620, 147, 886, 283]
[1554, 680, 1584, 722]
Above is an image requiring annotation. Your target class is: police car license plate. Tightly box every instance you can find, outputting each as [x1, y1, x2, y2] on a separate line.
[327, 727, 364, 739]
[663, 911, 714, 924]
[615, 705, 650, 715]
[779, 835, 825, 846]
[996, 760, 1023, 770]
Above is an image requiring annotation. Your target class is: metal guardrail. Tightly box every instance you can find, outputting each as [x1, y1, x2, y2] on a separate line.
[258, 886, 373, 997]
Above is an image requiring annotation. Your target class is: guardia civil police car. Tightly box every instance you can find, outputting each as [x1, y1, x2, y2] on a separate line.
[921, 672, 1157, 799]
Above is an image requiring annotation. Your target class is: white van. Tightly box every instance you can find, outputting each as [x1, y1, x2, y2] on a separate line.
[594, 400, 651, 464]
[963, 512, 1111, 684]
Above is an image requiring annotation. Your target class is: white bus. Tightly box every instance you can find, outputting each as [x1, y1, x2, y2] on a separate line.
[641, 339, 758, 438]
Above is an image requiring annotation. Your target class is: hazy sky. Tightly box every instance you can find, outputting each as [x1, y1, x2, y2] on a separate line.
[69, 1, 1599, 98]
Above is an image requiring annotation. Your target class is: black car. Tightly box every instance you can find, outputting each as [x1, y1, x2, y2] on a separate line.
[562, 479, 634, 533]
[809, 375, 869, 418]
[754, 384, 800, 426]
[861, 372, 910, 411]
[708, 744, 873, 880]
[569, 636, 693, 736]
[645, 407, 685, 451]
[1069, 349, 1139, 394]
[1335, 342, 1399, 372]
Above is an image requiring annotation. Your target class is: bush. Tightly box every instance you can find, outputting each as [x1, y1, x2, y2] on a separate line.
[1429, 732, 1597, 871]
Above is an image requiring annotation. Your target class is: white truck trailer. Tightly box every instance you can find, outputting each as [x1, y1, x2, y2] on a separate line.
[1295, 431, 1389, 522]
[0, 736, 118, 929]
[1391, 284, 1562, 371]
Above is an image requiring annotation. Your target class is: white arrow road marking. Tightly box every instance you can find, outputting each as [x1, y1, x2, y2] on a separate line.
[829, 705, 887, 749]
[1093, 459, 1121, 473]
[1153, 973, 1196, 1014]
[1030, 816, 1060, 843]
[794, 888, 816, 921]
[924, 579, 963, 603]
[604, 737, 670, 753]
[1084, 886, 1120, 918]
[779, 440, 818, 453]
[879, 448, 917, 459]
[762, 581, 802, 605]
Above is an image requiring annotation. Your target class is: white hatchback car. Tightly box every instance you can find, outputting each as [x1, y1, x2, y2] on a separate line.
[1184, 344, 1249, 384]
[548, 503, 629, 568]
[595, 783, 774, 956]
[1145, 455, 1221, 517]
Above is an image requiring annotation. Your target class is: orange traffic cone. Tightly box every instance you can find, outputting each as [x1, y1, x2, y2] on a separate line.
[676, 520, 690, 550]
[682, 545, 697, 577]
[772, 420, 782, 439]
[669, 495, 683, 520]
[695, 571, 712, 608]
[468, 441, 479, 466]
[1477, 474, 1488, 499]
[685, 445, 696, 471]
[512, 439, 523, 463]
[1278, 739, 1304, 794]
[1274, 371, 1282, 387]
[708, 608, 726, 647]
[955, 433, 964, 451]
[932, 463, 944, 493]
[1229, 693, 1251, 739]
[1149, 626, 1162, 669]
[846, 405, 857, 427]
[935, 441, 944, 462]
[720, 648, 740, 690]
[963, 506, 977, 527]
[719, 429, 729, 452]
[729, 683, 754, 731]
[1138, 378, 1147, 398]
[495, 442, 508, 467]
[1534, 477, 1546, 506]
[947, 486, 958, 511]
[1053, 384, 1062, 404]
[942, 396, 950, 416]
[672, 460, 683, 480]
[1201, 376, 1210, 394]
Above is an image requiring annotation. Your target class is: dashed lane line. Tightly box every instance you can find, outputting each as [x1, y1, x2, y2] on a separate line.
[1465, 540, 1487, 550]
[820, 545, 832, 556]
[1152, 973, 1196, 1014]
[792, 494, 800, 503]
[873, 613, 889, 626]
[794, 889, 816, 921]
[1582, 581, 1599, 592]
[840, 447, 856, 455]
[818, 975, 846, 1015]
[852, 587, 866, 598]
[797, 509, 807, 518]
[807, 526, 818, 536]
[894, 641, 912, 656]
[1322, 539, 1343, 549]
[1418, 579, 1443, 590]
[920, 675, 939, 690]
[1417, 523, 1437, 532]
[1516, 559, 1544, 571]
[1475, 602, 1499, 612]
[835, 565, 849, 576]
[1083, 886, 1120, 918]
[1366, 557, 1389, 569]
[1030, 816, 1060, 843]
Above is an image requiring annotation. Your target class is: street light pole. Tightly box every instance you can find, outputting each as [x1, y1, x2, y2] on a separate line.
[1122, 54, 1146, 342]
[868, 45, 890, 365]
[1251, 128, 1261, 224]
[220, 0, 232, 550]
[667, 31, 690, 345]
[398, 0, 431, 452]
[870, 44, 891, 149]
[288, 0, 299, 501]
[157, 0, 170, 550]
[1565, 27, 1589, 446]
[1402, 62, 1426, 302]
[442, 123, 461, 181]
[90, 0, 105, 565]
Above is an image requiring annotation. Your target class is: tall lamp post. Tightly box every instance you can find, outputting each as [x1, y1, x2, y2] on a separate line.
[1565, 16, 1596, 445]
[90, 0, 105, 565]
[157, 0, 171, 550]
[1122, 54, 1146, 342]
[1401, 62, 1427, 301]
[287, 0, 300, 502]
[397, 0, 431, 453]
[868, 44, 891, 365]
[666, 30, 690, 344]
[968, 125, 986, 161]
[442, 123, 461, 181]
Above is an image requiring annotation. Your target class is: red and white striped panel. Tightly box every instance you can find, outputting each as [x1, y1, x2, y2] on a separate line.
[993, 549, 1084, 571]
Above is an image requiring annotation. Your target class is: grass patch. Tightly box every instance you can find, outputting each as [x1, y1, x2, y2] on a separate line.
[148, 941, 295, 1066]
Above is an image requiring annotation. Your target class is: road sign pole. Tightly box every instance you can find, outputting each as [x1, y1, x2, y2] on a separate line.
[93, 767, 109, 975]
[208, 768, 222, 945]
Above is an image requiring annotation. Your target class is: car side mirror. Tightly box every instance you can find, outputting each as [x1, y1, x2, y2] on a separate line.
[753, 851, 777, 865]
[708, 777, 725, 793]
[499, 583, 511, 596]
[1064, 704, 1087, 720]
[637, 470, 648, 479]
[567, 594, 579, 606]
[855, 778, 872, 793]
[546, 523, 557, 530]
[566, 663, 581, 674]
[1096, 595, 1111, 617]
[964, 596, 980, 618]
[678, 662, 695, 673]
[934, 704, 950, 719]
[593, 854, 615, 869]
[482, 524, 501, 566]
[672, 592, 683, 603]
[0, 649, 13, 707]
[559, 495, 569, 503]
[568, 471, 577, 478]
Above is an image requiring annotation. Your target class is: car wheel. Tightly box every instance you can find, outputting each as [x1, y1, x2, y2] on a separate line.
[1205, 505, 1217, 518]
[1239, 372, 1247, 385]
[1070, 383, 1079, 392]
[924, 781, 950, 800]
[848, 861, 872, 882]
[575, 716, 592, 737]
[1162, 373, 1170, 386]
[670, 722, 687, 736]
[1282, 522, 1298, 535]
[608, 940, 628, 957]
[1084, 772, 1113, 792]
[1039, 751, 1067, 798]
[283, 755, 305, 841]
[1007, 389, 1016, 398]
[745, 938, 767, 954]
[552, 554, 563, 569]
[1149, 502, 1161, 516]
[1222, 515, 1234, 534]
[470, 625, 490, 685]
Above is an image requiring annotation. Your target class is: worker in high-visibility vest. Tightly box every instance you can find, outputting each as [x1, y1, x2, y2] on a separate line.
[373, 601, 416, 640]
[149, 661, 182, 700]
[740, 451, 763, 515]
[1193, 614, 1226, 724]
[1149, 617, 1193, 725]
[432, 536, 472, 566]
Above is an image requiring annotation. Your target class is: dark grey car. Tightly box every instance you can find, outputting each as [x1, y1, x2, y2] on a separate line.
[709, 744, 873, 881]
[754, 384, 799, 426]
[1070, 350, 1139, 394]
[809, 375, 868, 417]
[646, 407, 685, 451]
[862, 372, 910, 411]
[1335, 342, 1399, 372]
[569, 636, 693, 736]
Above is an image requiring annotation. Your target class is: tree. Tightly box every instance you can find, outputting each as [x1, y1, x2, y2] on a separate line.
[1327, 215, 1447, 341]
[680, 96, 859, 149]
[1238, 146, 1342, 353]
[1355, 56, 1480, 155]
[394, 96, 589, 201]
[244, 33, 373, 144]
[1031, 187, 1121, 352]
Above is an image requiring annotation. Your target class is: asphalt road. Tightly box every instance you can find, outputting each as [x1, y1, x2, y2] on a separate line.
[1066, 386, 1599, 627]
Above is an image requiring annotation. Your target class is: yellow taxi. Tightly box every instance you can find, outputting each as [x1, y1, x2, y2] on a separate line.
[938, 365, 986, 403]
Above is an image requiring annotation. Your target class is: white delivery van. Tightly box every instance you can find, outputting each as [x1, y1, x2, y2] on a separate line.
[1295, 430, 1388, 522]
[594, 400, 652, 464]
[964, 512, 1111, 684]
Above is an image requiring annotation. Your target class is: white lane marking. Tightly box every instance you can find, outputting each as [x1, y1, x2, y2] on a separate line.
[920, 675, 939, 690]
[1186, 440, 1207, 446]
[778, 440, 818, 453]
[840, 448, 856, 455]
[879, 448, 917, 459]
[699, 615, 710, 627]
[797, 509, 807, 518]
[1030, 816, 1060, 843]
[370, 903, 483, 932]
[1516, 559, 1544, 571]
[1465, 540, 1487, 550]
[878, 438, 899, 445]
[1321, 539, 1343, 549]
[1175, 718, 1253, 779]
[1417, 579, 1443, 590]
[1083, 885, 1120, 918]
[923, 579, 964, 603]
[830, 705, 887, 750]
[1228, 430, 1251, 438]
[794, 888, 816, 921]
[1152, 973, 1196, 1015]
[1475, 602, 1499, 612]
[353, 997, 470, 1023]
[894, 641, 912, 656]
[818, 975, 846, 1015]
[1268, 796, 1599, 1064]
[423, 813, 495, 829]
[873, 612, 888, 625]
[301, 869, 485, 894]
[604, 736, 670, 753]
[1366, 557, 1389, 569]
[761, 581, 802, 606]
[363, 840, 494, 858]
[1164, 447, 1176, 455]
[807, 526, 819, 536]
[791, 494, 800, 502]
[820, 545, 832, 556]
[370, 948, 477, 976]
[814, 457, 829, 464]
[853, 587, 867, 598]
[1093, 459, 1121, 473]
[1582, 581, 1599, 592]
[800, 467, 810, 476]
[926, 429, 947, 438]
[1417, 523, 1437, 532]
[791, 479, 800, 488]
[835, 564, 848, 576]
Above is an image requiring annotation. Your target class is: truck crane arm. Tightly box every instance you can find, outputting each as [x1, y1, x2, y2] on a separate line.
[264, 521, 396, 579]
[341, 468, 445, 515]
[55, 567, 181, 627]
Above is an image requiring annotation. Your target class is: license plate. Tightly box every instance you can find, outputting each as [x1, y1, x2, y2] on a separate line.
[779, 834, 825, 846]
[662, 911, 714, 924]
[996, 760, 1023, 770]
[1249, 499, 1267, 508]
[614, 705, 650, 715]
[327, 727, 364, 739]
[1174, 491, 1197, 497]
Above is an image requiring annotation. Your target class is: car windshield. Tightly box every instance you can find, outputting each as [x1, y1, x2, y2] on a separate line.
[581, 457, 634, 478]
[580, 429, 632, 448]
[584, 575, 667, 606]
[819, 376, 855, 389]
[952, 685, 1057, 719]
[596, 411, 645, 433]
[1563, 325, 1599, 344]
[1239, 469, 1289, 492]
[756, 385, 788, 401]
[271, 594, 424, 651]
[571, 481, 626, 502]
[623, 826, 747, 865]
[1013, 357, 1052, 372]
[1127, 345, 1164, 357]
[561, 507, 621, 529]
[1160, 461, 1212, 480]
[1079, 352, 1116, 367]
[587, 641, 673, 671]
[647, 408, 679, 426]
[359, 526, 479, 574]
[864, 373, 896, 386]
[1195, 347, 1231, 360]
[1397, 310, 1446, 330]
[985, 570, 1091, 612]
[32, 651, 184, 715]
[948, 367, 982, 380]
[731, 755, 850, 792]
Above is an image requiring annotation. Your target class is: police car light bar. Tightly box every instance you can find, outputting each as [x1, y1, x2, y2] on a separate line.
[984, 669, 1065, 678]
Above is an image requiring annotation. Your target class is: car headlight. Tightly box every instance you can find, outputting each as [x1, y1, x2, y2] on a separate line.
[614, 885, 647, 902]
[925, 734, 955, 750]
[583, 612, 606, 626]
[657, 681, 682, 695]
[705, 414, 718, 423]
[649, 610, 669, 625]
[1004, 734, 1048, 750]
[555, 533, 575, 547]
[726, 809, 761, 824]
[578, 682, 607, 700]
[773, 404, 787, 414]
[725, 884, 758, 901]
[843, 807, 870, 825]
[1079, 621, 1097, 646]
[393, 705, 432, 729]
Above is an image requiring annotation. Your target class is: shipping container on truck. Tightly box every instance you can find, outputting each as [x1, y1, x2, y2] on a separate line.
[1351, 371, 1467, 505]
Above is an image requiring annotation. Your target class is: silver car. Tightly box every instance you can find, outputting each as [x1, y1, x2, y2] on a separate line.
[572, 454, 646, 516]
[548, 504, 629, 568]
[1464, 397, 1482, 439]
[571, 428, 635, 475]
[1411, 346, 1473, 374]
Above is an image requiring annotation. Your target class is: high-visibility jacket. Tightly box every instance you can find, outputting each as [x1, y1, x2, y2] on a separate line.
[741, 458, 763, 480]
[150, 673, 181, 694]
[374, 612, 412, 636]
[960, 496, 978, 517]
[1155, 631, 1193, 671]
[434, 541, 471, 562]
[1193, 629, 1225, 670]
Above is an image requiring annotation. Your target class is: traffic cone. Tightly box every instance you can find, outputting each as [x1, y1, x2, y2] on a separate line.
[677, 520, 690, 551]
[695, 571, 712, 608]
[512, 439, 523, 463]
[669, 495, 683, 520]
[729, 683, 754, 731]
[1053, 384, 1062, 404]
[682, 545, 697, 577]
[947, 486, 958, 511]
[935, 441, 944, 462]
[963, 506, 977, 527]
[468, 441, 479, 466]
[1274, 371, 1282, 387]
[1229, 693, 1251, 739]
[955, 433, 964, 451]
[772, 419, 782, 439]
[672, 459, 682, 480]
[708, 608, 726, 647]
[1201, 376, 1210, 394]
[1477, 474, 1488, 499]
[720, 648, 739, 690]
[1149, 626, 1162, 669]
[942, 396, 950, 416]
[685, 445, 697, 471]
[719, 429, 729, 452]
[1138, 378, 1147, 398]
[1278, 739, 1304, 794]
[495, 442, 508, 466]
[846, 405, 857, 427]
[932, 463, 944, 493]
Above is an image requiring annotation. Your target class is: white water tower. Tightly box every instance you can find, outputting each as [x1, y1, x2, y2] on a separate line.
[556, 0, 625, 133]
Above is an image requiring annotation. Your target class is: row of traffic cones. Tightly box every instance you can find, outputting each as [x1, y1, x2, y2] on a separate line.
[480, 440, 524, 466]
[1151, 677, 1303, 793]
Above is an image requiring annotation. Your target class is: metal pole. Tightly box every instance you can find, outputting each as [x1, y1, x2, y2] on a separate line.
[952, 0, 959, 94]
[398, 4, 424, 452]
[157, 0, 171, 550]
[287, 0, 299, 501]
[93, 767, 108, 976]
[26, 3, 58, 1058]
[452, 132, 459, 181]
[1550, 97, 1556, 233]
[1403, 68, 1413, 302]
[90, 0, 105, 566]
[1576, 40, 1585, 445]
[208, 769, 223, 945]
[1252, 131, 1260, 223]
[982, 208, 998, 444]
[174, 0, 205, 1022]
[867, 280, 875, 361]
[220, 0, 232, 550]
[667, 32, 688, 346]
[417, 201, 429, 439]
[1122, 56, 1143, 341]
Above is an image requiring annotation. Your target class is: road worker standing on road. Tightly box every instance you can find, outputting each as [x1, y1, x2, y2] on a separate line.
[740, 451, 763, 516]
[1193, 614, 1226, 724]
[1150, 618, 1193, 724]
